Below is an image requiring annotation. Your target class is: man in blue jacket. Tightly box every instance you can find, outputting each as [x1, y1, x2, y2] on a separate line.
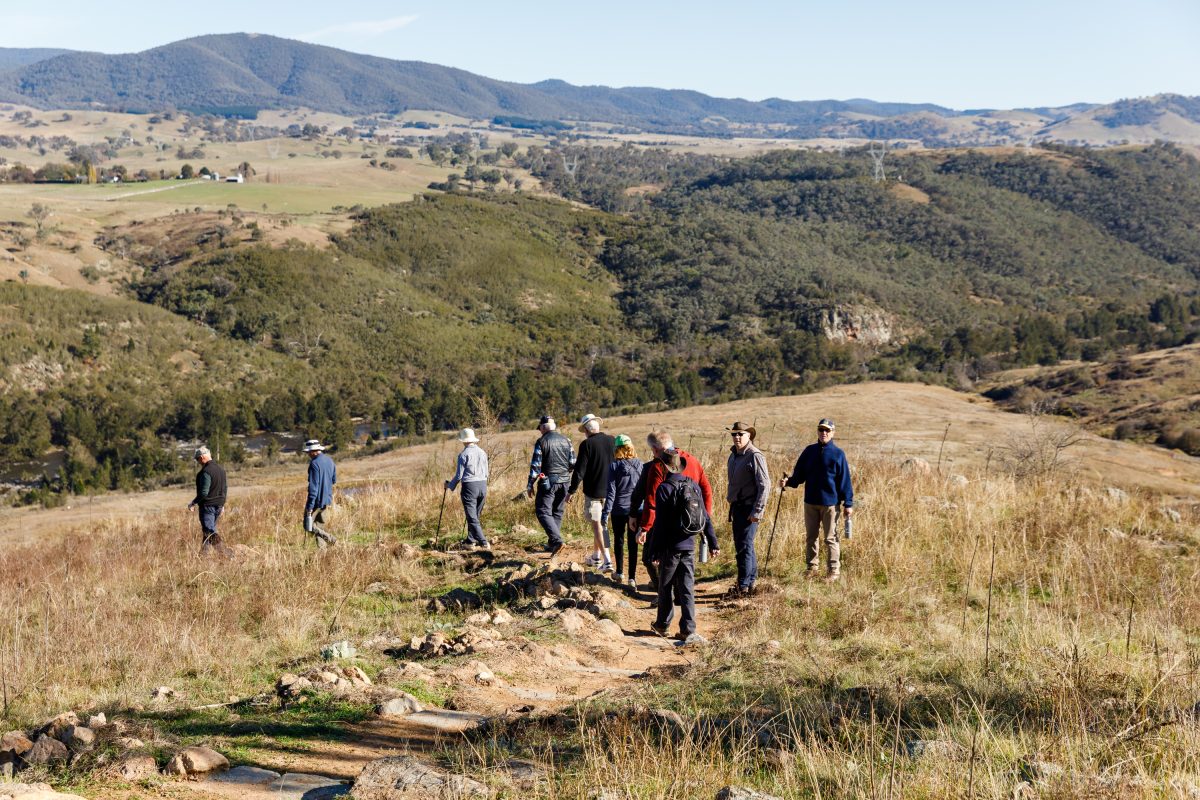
[780, 418, 853, 582]
[303, 439, 337, 548]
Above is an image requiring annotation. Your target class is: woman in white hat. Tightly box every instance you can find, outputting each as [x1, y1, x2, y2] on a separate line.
[446, 428, 490, 550]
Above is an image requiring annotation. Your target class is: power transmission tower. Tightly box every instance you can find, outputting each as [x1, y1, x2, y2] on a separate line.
[869, 141, 887, 182]
[561, 152, 579, 181]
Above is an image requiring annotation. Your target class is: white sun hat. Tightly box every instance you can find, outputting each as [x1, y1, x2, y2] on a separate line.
[458, 428, 480, 443]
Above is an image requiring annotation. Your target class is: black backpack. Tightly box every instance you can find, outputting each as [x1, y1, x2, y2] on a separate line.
[675, 476, 707, 535]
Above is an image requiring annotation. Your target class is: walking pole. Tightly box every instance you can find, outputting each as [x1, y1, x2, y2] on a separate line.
[763, 487, 785, 576]
[434, 486, 448, 549]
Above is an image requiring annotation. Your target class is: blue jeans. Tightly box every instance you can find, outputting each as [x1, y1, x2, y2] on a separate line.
[199, 505, 225, 554]
[730, 503, 759, 589]
[460, 481, 488, 545]
[535, 482, 569, 546]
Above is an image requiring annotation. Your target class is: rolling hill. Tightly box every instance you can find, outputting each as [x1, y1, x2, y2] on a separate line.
[2, 34, 1197, 145]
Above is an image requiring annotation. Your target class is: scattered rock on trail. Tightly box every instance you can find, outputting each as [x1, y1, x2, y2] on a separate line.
[37, 712, 78, 741]
[164, 745, 229, 777]
[61, 725, 95, 753]
[426, 588, 483, 613]
[1, 731, 33, 759]
[112, 753, 159, 781]
[276, 673, 314, 701]
[22, 735, 67, 767]
[408, 626, 504, 658]
[0, 783, 88, 800]
[376, 694, 424, 717]
[351, 755, 488, 799]
[85, 713, 106, 728]
[322, 640, 357, 660]
[716, 787, 784, 800]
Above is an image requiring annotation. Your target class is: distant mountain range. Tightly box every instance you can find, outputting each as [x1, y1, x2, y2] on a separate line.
[0, 34, 1197, 146]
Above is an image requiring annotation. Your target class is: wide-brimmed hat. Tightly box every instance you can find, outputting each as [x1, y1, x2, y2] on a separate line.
[302, 439, 325, 452]
[614, 434, 632, 448]
[578, 413, 602, 432]
[726, 421, 756, 441]
[458, 428, 479, 444]
[817, 418, 835, 431]
[194, 445, 211, 459]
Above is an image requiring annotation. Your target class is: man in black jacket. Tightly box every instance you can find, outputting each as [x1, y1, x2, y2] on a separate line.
[527, 417, 573, 555]
[569, 413, 615, 570]
[187, 445, 229, 555]
[648, 451, 718, 645]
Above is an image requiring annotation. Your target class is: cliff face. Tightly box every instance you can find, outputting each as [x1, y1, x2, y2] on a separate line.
[803, 304, 900, 346]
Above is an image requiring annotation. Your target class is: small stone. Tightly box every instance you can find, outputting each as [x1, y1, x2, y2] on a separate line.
[948, 474, 969, 488]
[39, 712, 79, 740]
[465, 612, 491, 625]
[321, 640, 357, 660]
[1103, 486, 1129, 504]
[716, 787, 784, 800]
[114, 753, 159, 781]
[114, 737, 145, 751]
[24, 735, 68, 766]
[475, 670, 495, 686]
[376, 694, 424, 717]
[167, 745, 228, 776]
[491, 609, 513, 625]
[1018, 756, 1065, 784]
[276, 673, 313, 699]
[365, 582, 390, 594]
[86, 713, 106, 728]
[62, 725, 95, 753]
[150, 686, 175, 702]
[559, 609, 592, 635]
[596, 619, 624, 640]
[538, 596, 557, 609]
[348, 666, 372, 686]
[762, 748, 792, 771]
[765, 640, 782, 652]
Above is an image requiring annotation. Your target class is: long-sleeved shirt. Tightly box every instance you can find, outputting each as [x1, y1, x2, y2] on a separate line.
[603, 458, 644, 519]
[527, 431, 574, 492]
[784, 441, 853, 508]
[570, 432, 615, 498]
[727, 442, 771, 518]
[635, 448, 713, 533]
[305, 453, 337, 513]
[648, 473, 720, 559]
[447, 444, 489, 490]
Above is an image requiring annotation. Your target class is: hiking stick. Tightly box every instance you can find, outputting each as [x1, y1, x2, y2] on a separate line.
[763, 488, 785, 576]
[434, 486, 448, 549]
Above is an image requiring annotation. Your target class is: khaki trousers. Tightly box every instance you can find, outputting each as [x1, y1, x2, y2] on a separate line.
[804, 503, 839, 574]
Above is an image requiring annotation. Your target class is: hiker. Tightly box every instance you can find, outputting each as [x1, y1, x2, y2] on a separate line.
[648, 450, 718, 646]
[726, 421, 770, 597]
[187, 445, 228, 555]
[633, 430, 714, 605]
[569, 413, 616, 571]
[779, 418, 854, 582]
[527, 416, 573, 556]
[303, 439, 338, 547]
[445, 428, 490, 550]
[602, 434, 644, 591]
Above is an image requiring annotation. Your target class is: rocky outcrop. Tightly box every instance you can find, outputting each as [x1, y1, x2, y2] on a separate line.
[801, 304, 899, 346]
[351, 755, 487, 799]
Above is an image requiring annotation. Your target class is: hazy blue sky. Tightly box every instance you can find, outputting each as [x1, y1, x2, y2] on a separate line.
[3, 0, 1197, 109]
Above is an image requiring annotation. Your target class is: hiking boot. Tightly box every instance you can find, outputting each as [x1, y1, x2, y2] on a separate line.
[677, 633, 708, 647]
[548, 542, 564, 557]
[824, 572, 841, 584]
[648, 595, 659, 608]
[722, 585, 744, 600]
[650, 622, 669, 637]
[474, 542, 492, 551]
[805, 568, 820, 580]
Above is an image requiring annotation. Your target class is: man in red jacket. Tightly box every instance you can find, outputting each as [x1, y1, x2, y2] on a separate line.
[633, 429, 714, 601]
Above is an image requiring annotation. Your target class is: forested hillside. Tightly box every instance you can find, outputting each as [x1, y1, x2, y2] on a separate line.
[4, 143, 1200, 502]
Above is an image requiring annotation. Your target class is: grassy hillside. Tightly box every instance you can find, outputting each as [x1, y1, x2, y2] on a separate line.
[2, 387, 1198, 798]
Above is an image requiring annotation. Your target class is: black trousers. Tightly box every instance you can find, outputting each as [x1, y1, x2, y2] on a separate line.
[611, 514, 638, 580]
[654, 549, 696, 637]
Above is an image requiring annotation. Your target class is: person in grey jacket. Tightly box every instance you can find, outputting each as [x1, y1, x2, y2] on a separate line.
[303, 439, 337, 548]
[446, 428, 490, 550]
[527, 416, 573, 555]
[725, 421, 770, 596]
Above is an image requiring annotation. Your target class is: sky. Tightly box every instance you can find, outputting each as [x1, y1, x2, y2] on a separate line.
[1, 0, 1197, 110]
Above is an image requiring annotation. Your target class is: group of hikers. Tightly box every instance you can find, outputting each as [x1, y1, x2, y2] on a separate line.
[188, 414, 854, 644]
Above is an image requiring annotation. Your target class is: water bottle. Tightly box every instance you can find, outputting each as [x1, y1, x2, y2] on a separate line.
[699, 537, 709, 563]
[843, 515, 853, 540]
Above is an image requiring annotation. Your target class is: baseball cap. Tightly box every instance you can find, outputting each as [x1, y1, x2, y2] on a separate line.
[614, 434, 632, 447]
[817, 418, 835, 431]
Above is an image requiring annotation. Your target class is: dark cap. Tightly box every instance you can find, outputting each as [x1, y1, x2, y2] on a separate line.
[539, 415, 554, 426]
[817, 418, 835, 431]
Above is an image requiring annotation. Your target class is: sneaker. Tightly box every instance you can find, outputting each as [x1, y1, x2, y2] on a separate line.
[600, 561, 614, 573]
[722, 585, 744, 600]
[677, 633, 708, 647]
[474, 542, 492, 551]
[625, 578, 638, 593]
[613, 572, 625, 582]
[650, 622, 669, 637]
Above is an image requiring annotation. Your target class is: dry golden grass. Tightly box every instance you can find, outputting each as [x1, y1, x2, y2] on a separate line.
[3, 387, 1200, 797]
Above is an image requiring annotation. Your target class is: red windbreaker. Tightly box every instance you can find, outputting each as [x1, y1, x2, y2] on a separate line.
[634, 448, 713, 532]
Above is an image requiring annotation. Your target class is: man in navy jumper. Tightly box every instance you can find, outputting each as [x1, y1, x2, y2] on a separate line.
[649, 450, 719, 645]
[780, 418, 854, 582]
[303, 439, 337, 548]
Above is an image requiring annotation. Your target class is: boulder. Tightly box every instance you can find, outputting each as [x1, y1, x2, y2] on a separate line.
[276, 673, 314, 700]
[559, 609, 592, 635]
[0, 731, 33, 758]
[595, 619, 624, 640]
[490, 609, 514, 625]
[376, 694, 424, 717]
[23, 735, 67, 766]
[164, 745, 228, 777]
[426, 588, 482, 613]
[210, 765, 282, 786]
[351, 755, 487, 799]
[62, 725, 95, 753]
[112, 753, 159, 781]
[38, 712, 78, 741]
[85, 713, 106, 728]
[321, 640, 357, 660]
